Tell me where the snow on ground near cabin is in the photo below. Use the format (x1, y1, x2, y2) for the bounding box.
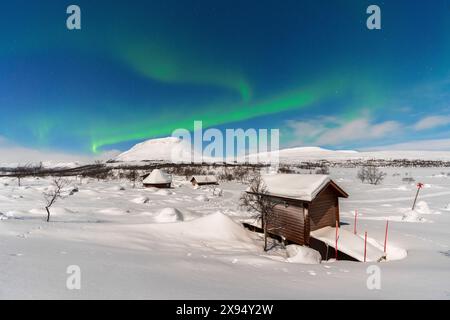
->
(0, 167, 450, 299)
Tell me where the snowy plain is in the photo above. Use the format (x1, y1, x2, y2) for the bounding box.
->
(0, 167, 449, 299)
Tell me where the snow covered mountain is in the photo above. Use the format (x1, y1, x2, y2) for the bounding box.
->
(115, 137, 450, 163)
(115, 137, 194, 162)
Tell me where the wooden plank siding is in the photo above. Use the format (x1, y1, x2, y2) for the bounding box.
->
(267, 201, 306, 245)
(309, 185, 340, 231)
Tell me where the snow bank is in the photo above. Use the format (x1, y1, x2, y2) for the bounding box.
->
(195, 195, 209, 202)
(110, 185, 126, 191)
(0, 212, 8, 220)
(154, 189, 173, 196)
(385, 245, 408, 261)
(286, 245, 321, 264)
(415, 201, 433, 215)
(180, 212, 254, 243)
(29, 207, 76, 216)
(401, 201, 438, 222)
(154, 208, 184, 223)
(401, 210, 426, 222)
(311, 227, 386, 262)
(99, 208, 129, 215)
(131, 196, 150, 204)
(363, 237, 407, 261)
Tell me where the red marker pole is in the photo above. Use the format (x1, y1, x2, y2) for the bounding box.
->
(384, 220, 389, 254)
(364, 232, 368, 262)
(335, 220, 339, 260)
(412, 183, 424, 211)
(354, 209, 358, 234)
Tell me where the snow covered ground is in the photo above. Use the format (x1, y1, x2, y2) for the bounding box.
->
(0, 167, 449, 299)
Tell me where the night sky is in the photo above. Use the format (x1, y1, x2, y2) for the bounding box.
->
(1, 0, 449, 156)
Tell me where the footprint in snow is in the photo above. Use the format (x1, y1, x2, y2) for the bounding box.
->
(232, 259, 238, 264)
(308, 271, 317, 276)
(10, 253, 23, 257)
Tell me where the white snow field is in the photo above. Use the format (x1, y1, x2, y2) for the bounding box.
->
(113, 136, 450, 163)
(0, 167, 450, 299)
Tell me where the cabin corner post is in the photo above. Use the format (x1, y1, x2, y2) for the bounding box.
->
(303, 202, 310, 246)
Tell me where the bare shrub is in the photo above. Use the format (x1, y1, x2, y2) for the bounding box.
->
(357, 166, 386, 185)
(240, 173, 282, 251)
(315, 166, 330, 175)
(278, 165, 295, 174)
(125, 169, 140, 188)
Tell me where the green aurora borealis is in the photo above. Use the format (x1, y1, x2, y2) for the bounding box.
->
(1, 0, 449, 154)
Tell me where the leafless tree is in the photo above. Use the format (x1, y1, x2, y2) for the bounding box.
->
(357, 166, 386, 185)
(126, 169, 140, 188)
(43, 178, 70, 222)
(13, 163, 33, 186)
(240, 173, 281, 251)
(315, 165, 330, 175)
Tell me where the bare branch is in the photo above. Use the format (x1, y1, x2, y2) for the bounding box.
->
(43, 177, 71, 222)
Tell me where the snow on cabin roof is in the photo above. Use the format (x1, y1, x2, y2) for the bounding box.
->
(253, 174, 343, 202)
(190, 175, 218, 183)
(143, 169, 172, 184)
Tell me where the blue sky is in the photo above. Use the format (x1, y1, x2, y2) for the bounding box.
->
(0, 0, 449, 158)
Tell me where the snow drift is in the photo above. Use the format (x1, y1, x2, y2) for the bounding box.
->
(154, 208, 184, 223)
(286, 245, 322, 264)
(311, 227, 386, 262)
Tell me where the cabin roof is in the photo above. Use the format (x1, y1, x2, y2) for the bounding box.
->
(251, 174, 348, 202)
(190, 175, 218, 184)
(143, 169, 172, 184)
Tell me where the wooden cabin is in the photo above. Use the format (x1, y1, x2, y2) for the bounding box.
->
(143, 169, 172, 188)
(247, 174, 348, 247)
(190, 175, 219, 186)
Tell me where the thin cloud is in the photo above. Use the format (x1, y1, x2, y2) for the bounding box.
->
(362, 138, 450, 151)
(286, 117, 402, 147)
(413, 115, 450, 131)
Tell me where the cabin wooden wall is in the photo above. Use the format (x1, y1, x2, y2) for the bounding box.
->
(309, 186, 339, 231)
(267, 200, 306, 245)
